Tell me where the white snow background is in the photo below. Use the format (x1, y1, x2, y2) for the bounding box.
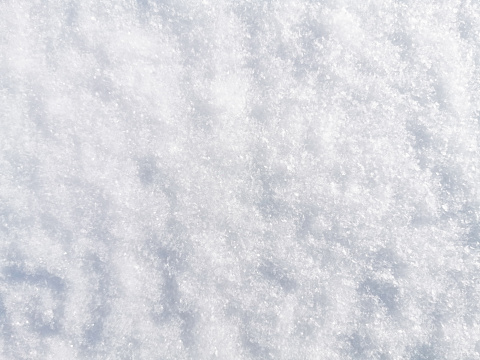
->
(1, 0, 480, 359)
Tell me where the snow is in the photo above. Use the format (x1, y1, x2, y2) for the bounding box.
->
(1, 0, 480, 359)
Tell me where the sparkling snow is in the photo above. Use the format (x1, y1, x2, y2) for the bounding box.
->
(1, 0, 480, 359)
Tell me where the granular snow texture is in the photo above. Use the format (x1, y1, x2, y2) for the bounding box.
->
(1, 1, 480, 359)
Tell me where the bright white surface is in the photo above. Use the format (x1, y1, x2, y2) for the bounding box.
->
(1, 0, 480, 359)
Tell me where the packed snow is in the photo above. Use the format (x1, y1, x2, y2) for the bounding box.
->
(1, 0, 480, 359)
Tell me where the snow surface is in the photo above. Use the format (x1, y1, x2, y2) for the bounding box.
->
(1, 0, 480, 359)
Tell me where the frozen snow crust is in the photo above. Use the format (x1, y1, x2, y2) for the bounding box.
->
(1, 0, 480, 358)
